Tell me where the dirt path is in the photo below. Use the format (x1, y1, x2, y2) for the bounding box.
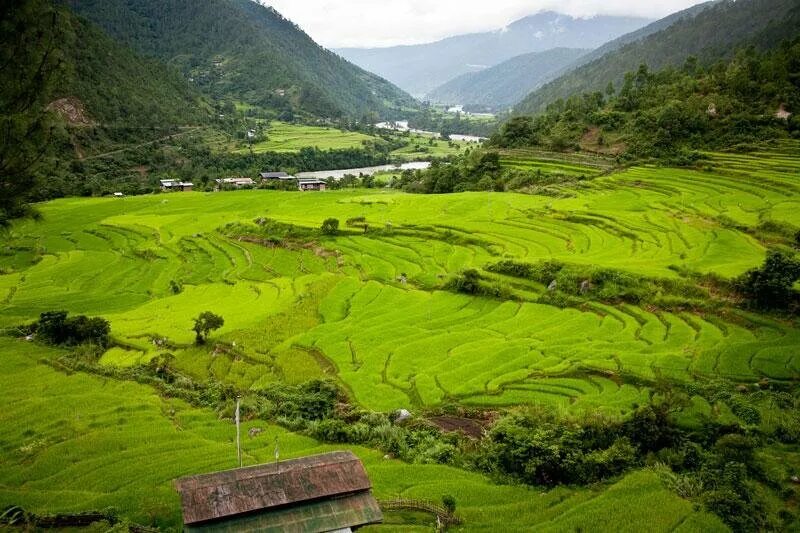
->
(80, 126, 202, 161)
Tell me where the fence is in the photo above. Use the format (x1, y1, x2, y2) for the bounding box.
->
(379, 498, 462, 527)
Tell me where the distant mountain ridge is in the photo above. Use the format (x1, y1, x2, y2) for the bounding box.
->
(515, 0, 800, 115)
(427, 48, 590, 111)
(67, 0, 416, 118)
(336, 12, 652, 97)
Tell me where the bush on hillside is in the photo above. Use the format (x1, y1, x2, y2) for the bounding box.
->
(735, 250, 800, 310)
(35, 311, 110, 348)
(321, 218, 340, 235)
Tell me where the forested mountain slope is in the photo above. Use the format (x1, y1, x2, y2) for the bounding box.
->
(337, 12, 650, 97)
(66, 0, 416, 118)
(516, 0, 800, 115)
(427, 48, 589, 110)
(491, 40, 800, 159)
(52, 6, 208, 128)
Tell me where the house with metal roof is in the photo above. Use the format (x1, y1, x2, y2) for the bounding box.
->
(160, 179, 194, 192)
(174, 451, 382, 532)
(298, 178, 326, 191)
(259, 171, 296, 181)
(216, 177, 255, 189)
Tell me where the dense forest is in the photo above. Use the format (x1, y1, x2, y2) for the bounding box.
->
(53, 8, 209, 128)
(65, 0, 417, 119)
(491, 42, 800, 158)
(515, 0, 800, 115)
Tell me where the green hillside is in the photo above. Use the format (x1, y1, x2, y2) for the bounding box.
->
(515, 0, 800, 115)
(1, 143, 799, 530)
(52, 5, 208, 128)
(3, 1, 800, 531)
(427, 48, 589, 111)
(490, 39, 800, 159)
(66, 0, 417, 119)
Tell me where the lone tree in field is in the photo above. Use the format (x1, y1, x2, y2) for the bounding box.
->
(192, 311, 224, 344)
(321, 217, 340, 235)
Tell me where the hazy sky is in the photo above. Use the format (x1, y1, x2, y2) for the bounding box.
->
(261, 1, 705, 48)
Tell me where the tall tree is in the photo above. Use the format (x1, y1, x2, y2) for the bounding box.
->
(0, 0, 67, 226)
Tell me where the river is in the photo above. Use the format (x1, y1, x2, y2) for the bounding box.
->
(296, 161, 431, 181)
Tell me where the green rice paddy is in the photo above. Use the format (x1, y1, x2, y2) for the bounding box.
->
(1, 143, 799, 530)
(238, 121, 379, 153)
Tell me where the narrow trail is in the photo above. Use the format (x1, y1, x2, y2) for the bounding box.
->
(79, 126, 203, 161)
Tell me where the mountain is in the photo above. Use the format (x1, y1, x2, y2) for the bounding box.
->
(52, 5, 208, 129)
(490, 39, 800, 158)
(427, 48, 589, 111)
(66, 0, 416, 118)
(336, 12, 652, 97)
(515, 0, 800, 115)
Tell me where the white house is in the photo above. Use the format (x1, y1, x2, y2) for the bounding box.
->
(216, 177, 255, 189)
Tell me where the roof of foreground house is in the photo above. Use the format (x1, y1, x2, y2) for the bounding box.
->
(175, 451, 382, 531)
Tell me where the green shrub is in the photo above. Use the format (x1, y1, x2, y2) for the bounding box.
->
(442, 495, 457, 514)
(321, 218, 340, 235)
(35, 311, 110, 348)
(735, 250, 800, 310)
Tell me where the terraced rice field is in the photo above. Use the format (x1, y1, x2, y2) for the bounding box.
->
(499, 147, 614, 177)
(238, 121, 380, 153)
(1, 143, 799, 530)
(0, 338, 729, 531)
(390, 133, 469, 158)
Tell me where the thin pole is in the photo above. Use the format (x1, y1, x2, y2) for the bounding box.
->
(235, 397, 242, 468)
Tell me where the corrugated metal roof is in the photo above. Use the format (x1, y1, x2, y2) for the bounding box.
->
(175, 451, 378, 527)
(185, 492, 382, 532)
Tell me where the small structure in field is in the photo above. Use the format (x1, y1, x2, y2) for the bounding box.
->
(216, 177, 255, 189)
(113, 192, 124, 197)
(160, 179, 194, 192)
(776, 104, 792, 120)
(260, 171, 296, 181)
(174, 451, 382, 532)
(298, 178, 326, 191)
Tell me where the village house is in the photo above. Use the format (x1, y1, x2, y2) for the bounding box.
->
(174, 451, 382, 532)
(216, 177, 255, 189)
(160, 179, 194, 192)
(298, 178, 326, 191)
(259, 171, 296, 181)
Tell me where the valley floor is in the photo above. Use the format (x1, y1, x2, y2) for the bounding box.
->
(1, 142, 799, 530)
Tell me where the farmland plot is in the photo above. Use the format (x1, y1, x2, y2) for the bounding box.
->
(1, 142, 799, 530)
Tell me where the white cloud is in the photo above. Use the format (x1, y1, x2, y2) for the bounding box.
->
(260, 0, 705, 48)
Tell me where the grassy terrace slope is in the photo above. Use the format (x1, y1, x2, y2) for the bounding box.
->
(237, 122, 380, 153)
(1, 143, 799, 529)
(0, 340, 725, 531)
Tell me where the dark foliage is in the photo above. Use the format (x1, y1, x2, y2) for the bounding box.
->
(192, 311, 224, 344)
(0, 0, 66, 226)
(441, 495, 457, 514)
(493, 40, 800, 158)
(321, 218, 340, 235)
(35, 311, 110, 348)
(516, 0, 800, 115)
(479, 409, 638, 485)
(735, 250, 800, 309)
(259, 379, 341, 421)
(66, 0, 415, 118)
